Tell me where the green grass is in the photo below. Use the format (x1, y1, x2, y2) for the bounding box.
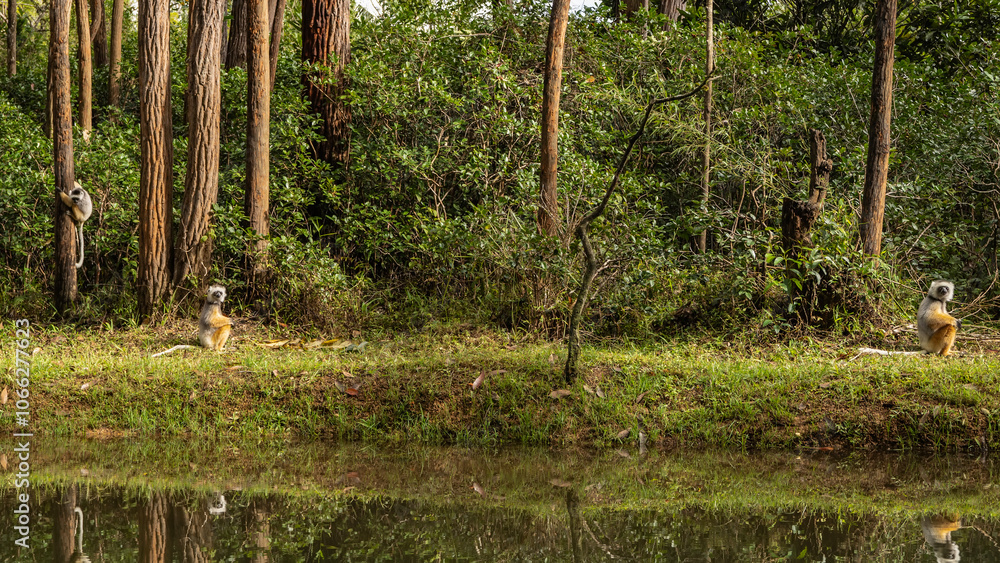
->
(3, 319, 1000, 451)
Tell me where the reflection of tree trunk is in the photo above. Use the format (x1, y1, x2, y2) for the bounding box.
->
(173, 496, 213, 563)
(565, 489, 583, 563)
(245, 498, 271, 562)
(52, 485, 78, 563)
(139, 492, 174, 563)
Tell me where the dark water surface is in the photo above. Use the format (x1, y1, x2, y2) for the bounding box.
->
(1, 438, 999, 561)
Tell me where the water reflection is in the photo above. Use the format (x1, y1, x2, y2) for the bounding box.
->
(0, 440, 999, 561)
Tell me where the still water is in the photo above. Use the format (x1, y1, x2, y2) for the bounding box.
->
(1, 438, 998, 561)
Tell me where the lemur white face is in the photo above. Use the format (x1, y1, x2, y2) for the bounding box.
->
(928, 280, 954, 302)
(207, 285, 227, 304)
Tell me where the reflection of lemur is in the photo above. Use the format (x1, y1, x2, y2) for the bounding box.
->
(199, 285, 232, 351)
(921, 514, 961, 563)
(58, 182, 93, 269)
(917, 281, 960, 356)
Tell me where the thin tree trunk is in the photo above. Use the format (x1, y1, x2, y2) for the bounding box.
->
(138, 0, 173, 319)
(246, 0, 270, 275)
(301, 0, 350, 165)
(537, 0, 570, 237)
(75, 0, 92, 140)
(859, 0, 897, 256)
(139, 492, 173, 563)
(225, 0, 247, 69)
(695, 0, 713, 253)
(268, 0, 285, 89)
(175, 0, 224, 291)
(108, 0, 122, 109)
(6, 0, 15, 75)
(45, 36, 53, 137)
(52, 0, 77, 312)
(91, 0, 108, 67)
(52, 485, 78, 563)
(219, 0, 228, 63)
(564, 78, 709, 383)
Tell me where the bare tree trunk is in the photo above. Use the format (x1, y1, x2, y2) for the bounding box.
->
(302, 0, 350, 165)
(139, 492, 173, 563)
(52, 485, 78, 563)
(695, 0, 713, 253)
(6, 0, 15, 75)
(537, 0, 570, 237)
(780, 129, 833, 321)
(76, 0, 92, 140)
(225, 0, 247, 69)
(658, 0, 684, 23)
(52, 0, 77, 312)
(859, 0, 897, 256)
(219, 0, 228, 63)
(108, 0, 122, 109)
(175, 0, 224, 291)
(45, 37, 53, 137)
(91, 0, 108, 67)
(268, 0, 285, 89)
(246, 0, 269, 276)
(138, 0, 173, 319)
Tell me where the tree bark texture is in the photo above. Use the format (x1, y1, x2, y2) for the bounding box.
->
(75, 0, 92, 138)
(175, 0, 224, 290)
(138, 0, 173, 318)
(108, 0, 122, 108)
(51, 485, 78, 563)
(91, 0, 108, 67)
(173, 498, 213, 563)
(45, 31, 53, 137)
(538, 0, 570, 237)
(6, 0, 15, 75)
(658, 0, 684, 22)
(268, 0, 286, 89)
(219, 0, 228, 63)
(225, 0, 247, 69)
(860, 0, 897, 256)
(302, 0, 350, 166)
(695, 0, 713, 253)
(246, 0, 270, 270)
(52, 0, 77, 311)
(139, 492, 173, 563)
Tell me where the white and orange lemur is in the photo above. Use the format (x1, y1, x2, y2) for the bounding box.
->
(917, 280, 960, 356)
(199, 285, 233, 351)
(57, 181, 93, 269)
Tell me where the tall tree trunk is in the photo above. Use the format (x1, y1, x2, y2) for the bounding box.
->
(175, 0, 224, 291)
(138, 0, 173, 319)
(108, 0, 122, 110)
(859, 0, 897, 256)
(302, 0, 350, 165)
(52, 0, 77, 312)
(45, 35, 53, 137)
(268, 0, 285, 89)
(695, 0, 713, 253)
(139, 492, 173, 563)
(52, 485, 78, 563)
(91, 0, 108, 67)
(219, 0, 229, 63)
(537, 0, 570, 237)
(75, 0, 92, 140)
(225, 0, 247, 69)
(658, 0, 684, 23)
(6, 0, 15, 75)
(246, 0, 269, 276)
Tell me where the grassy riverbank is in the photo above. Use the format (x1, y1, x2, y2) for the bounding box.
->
(3, 321, 1000, 451)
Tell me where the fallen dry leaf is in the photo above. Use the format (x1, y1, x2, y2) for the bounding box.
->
(634, 392, 647, 404)
(272, 369, 279, 377)
(549, 478, 572, 488)
(472, 482, 486, 497)
(489, 369, 507, 376)
(0, 454, 7, 470)
(80, 382, 90, 391)
(616, 429, 630, 440)
(583, 385, 594, 395)
(595, 385, 605, 399)
(470, 372, 486, 390)
(259, 339, 289, 349)
(548, 353, 557, 365)
(225, 365, 242, 371)
(1, 387, 7, 405)
(549, 389, 572, 399)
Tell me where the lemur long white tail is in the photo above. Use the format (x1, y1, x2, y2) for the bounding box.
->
(76, 224, 85, 268)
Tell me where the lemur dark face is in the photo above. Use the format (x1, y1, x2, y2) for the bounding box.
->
(207, 285, 227, 304)
(929, 280, 953, 302)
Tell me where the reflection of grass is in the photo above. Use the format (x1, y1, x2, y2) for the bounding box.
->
(11, 439, 1000, 521)
(3, 321, 1000, 450)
